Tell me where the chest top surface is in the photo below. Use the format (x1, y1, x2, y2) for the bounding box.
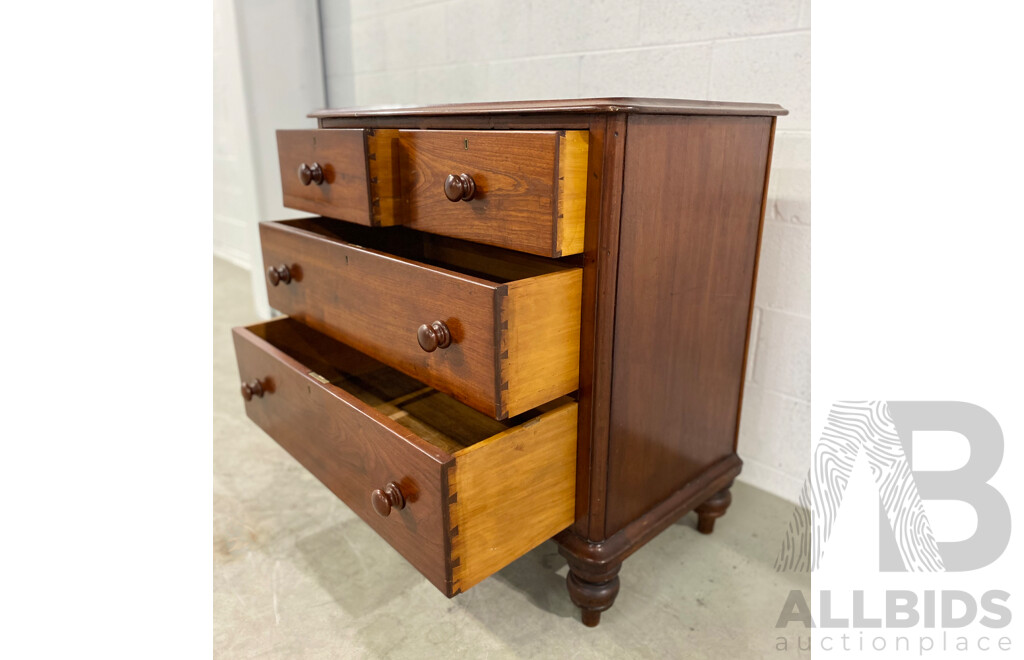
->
(308, 97, 788, 119)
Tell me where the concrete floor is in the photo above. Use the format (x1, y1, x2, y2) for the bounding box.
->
(213, 257, 810, 658)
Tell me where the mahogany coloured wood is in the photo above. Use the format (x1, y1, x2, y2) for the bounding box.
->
(398, 129, 588, 257)
(602, 115, 771, 536)
(266, 264, 291, 286)
(259, 218, 581, 419)
(240, 379, 264, 401)
(309, 97, 788, 119)
(573, 113, 628, 540)
(370, 482, 407, 518)
(553, 109, 777, 626)
(233, 317, 577, 596)
(232, 319, 451, 593)
(443, 173, 476, 202)
(321, 114, 596, 131)
(695, 486, 733, 534)
(416, 320, 452, 352)
(297, 161, 324, 185)
(277, 128, 402, 226)
(556, 454, 741, 625)
(240, 99, 786, 626)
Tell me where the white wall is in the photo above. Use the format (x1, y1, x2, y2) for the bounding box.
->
(316, 0, 811, 502)
(213, 0, 328, 317)
(213, 0, 260, 270)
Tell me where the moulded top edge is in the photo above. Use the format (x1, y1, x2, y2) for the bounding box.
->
(307, 97, 788, 119)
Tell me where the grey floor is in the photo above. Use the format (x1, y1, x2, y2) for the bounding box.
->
(213, 257, 810, 659)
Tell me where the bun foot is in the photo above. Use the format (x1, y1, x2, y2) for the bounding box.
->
(697, 514, 718, 534)
(558, 546, 622, 628)
(567, 568, 620, 627)
(695, 485, 733, 535)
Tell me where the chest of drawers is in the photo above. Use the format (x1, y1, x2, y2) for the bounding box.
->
(233, 98, 786, 626)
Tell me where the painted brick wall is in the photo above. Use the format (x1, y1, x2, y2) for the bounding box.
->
(319, 0, 811, 502)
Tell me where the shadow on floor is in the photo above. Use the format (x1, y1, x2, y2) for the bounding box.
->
(466, 541, 577, 619)
(295, 519, 424, 615)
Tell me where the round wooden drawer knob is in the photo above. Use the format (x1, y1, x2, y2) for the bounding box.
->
(443, 173, 476, 202)
(417, 320, 452, 352)
(240, 379, 264, 401)
(266, 264, 292, 286)
(298, 162, 324, 186)
(370, 482, 406, 518)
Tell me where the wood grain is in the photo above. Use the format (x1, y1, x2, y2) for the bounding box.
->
(574, 113, 628, 539)
(234, 317, 579, 597)
(261, 219, 497, 415)
(557, 130, 589, 256)
(260, 218, 581, 419)
(603, 114, 772, 536)
(419, 234, 576, 283)
(233, 318, 451, 593)
(321, 114, 595, 131)
(367, 128, 403, 225)
(448, 402, 577, 594)
(556, 453, 742, 575)
(733, 116, 777, 452)
(278, 129, 370, 222)
(277, 129, 401, 225)
(398, 129, 588, 257)
(501, 269, 582, 419)
(247, 100, 788, 626)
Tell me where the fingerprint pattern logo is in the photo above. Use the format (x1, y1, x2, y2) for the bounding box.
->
(774, 401, 944, 572)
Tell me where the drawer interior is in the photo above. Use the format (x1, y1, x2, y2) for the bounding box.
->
(279, 217, 574, 285)
(248, 317, 569, 456)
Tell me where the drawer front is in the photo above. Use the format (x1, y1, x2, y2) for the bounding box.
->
(260, 218, 582, 419)
(399, 130, 588, 257)
(277, 129, 401, 226)
(233, 318, 577, 597)
(232, 321, 451, 592)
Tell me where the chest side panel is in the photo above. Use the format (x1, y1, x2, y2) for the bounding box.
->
(603, 114, 772, 537)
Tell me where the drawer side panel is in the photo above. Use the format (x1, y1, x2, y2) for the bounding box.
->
(447, 402, 577, 594)
(500, 269, 583, 418)
(556, 130, 589, 256)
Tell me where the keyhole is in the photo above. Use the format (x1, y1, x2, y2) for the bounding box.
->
(464, 139, 469, 150)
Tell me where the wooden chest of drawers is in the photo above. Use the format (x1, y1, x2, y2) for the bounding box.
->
(233, 98, 786, 626)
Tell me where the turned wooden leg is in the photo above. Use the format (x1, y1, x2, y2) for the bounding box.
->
(695, 484, 733, 534)
(556, 532, 624, 628)
(565, 561, 621, 627)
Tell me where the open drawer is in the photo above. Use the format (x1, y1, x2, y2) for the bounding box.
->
(276, 129, 401, 226)
(233, 317, 577, 596)
(398, 129, 588, 257)
(260, 217, 582, 420)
